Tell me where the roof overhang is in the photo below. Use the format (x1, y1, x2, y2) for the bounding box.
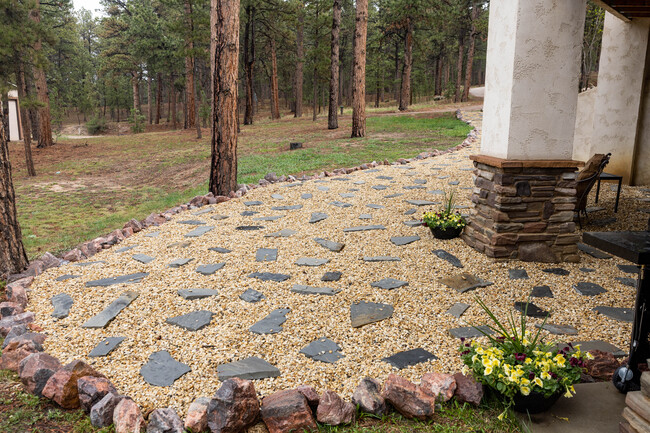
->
(592, 0, 650, 22)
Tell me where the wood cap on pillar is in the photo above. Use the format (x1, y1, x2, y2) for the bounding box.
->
(470, 155, 584, 169)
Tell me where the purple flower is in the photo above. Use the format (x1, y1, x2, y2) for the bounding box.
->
(460, 337, 466, 342)
(514, 353, 526, 362)
(528, 372, 535, 380)
(550, 372, 558, 379)
(461, 350, 470, 355)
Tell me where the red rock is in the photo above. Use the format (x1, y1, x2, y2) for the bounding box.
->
(453, 373, 483, 406)
(124, 218, 143, 233)
(42, 359, 104, 409)
(316, 390, 355, 425)
(27, 323, 44, 332)
(0, 312, 35, 336)
(185, 397, 210, 433)
(351, 377, 387, 416)
(113, 398, 145, 433)
(585, 350, 621, 381)
(63, 248, 84, 262)
(147, 408, 184, 433)
(40, 252, 62, 269)
(78, 376, 117, 413)
(80, 240, 101, 258)
(207, 378, 260, 433)
(261, 389, 317, 433)
(207, 196, 217, 204)
(420, 372, 457, 402)
(1, 339, 42, 371)
(90, 392, 124, 428)
(122, 227, 134, 238)
(381, 374, 435, 420)
(5, 277, 33, 307)
(215, 195, 230, 203)
(0, 301, 24, 319)
(296, 385, 320, 412)
(19, 352, 61, 396)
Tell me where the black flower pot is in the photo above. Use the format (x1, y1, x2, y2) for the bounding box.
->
(511, 390, 562, 414)
(429, 226, 463, 240)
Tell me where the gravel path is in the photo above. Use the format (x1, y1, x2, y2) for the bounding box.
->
(28, 111, 650, 415)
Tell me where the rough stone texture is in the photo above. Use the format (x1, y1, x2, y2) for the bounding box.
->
(239, 289, 265, 303)
(381, 374, 435, 420)
(584, 350, 621, 381)
(453, 373, 483, 406)
(0, 338, 42, 371)
(5, 277, 32, 307)
(51, 293, 74, 319)
(291, 284, 340, 296)
(90, 392, 124, 428)
(42, 360, 104, 409)
(382, 348, 437, 369)
(261, 389, 317, 433)
(249, 309, 290, 334)
(0, 312, 34, 336)
(316, 390, 355, 425)
(195, 263, 226, 275)
(0, 301, 24, 319)
(146, 408, 184, 433)
(248, 272, 290, 282)
(85, 273, 148, 287)
(296, 385, 320, 411)
(19, 352, 61, 396)
(78, 376, 118, 413)
(185, 397, 210, 433)
(113, 398, 145, 433)
(165, 310, 214, 331)
(217, 356, 281, 381)
(514, 301, 550, 318)
(177, 288, 219, 300)
(446, 303, 470, 318)
(352, 377, 387, 416)
(82, 291, 139, 329)
(449, 325, 493, 339)
(300, 338, 344, 363)
(140, 351, 191, 386)
(207, 378, 260, 433)
(350, 301, 394, 327)
(322, 271, 342, 282)
(89, 337, 126, 357)
(439, 273, 493, 293)
(432, 249, 463, 268)
(314, 238, 345, 252)
(370, 278, 408, 290)
(531, 285, 554, 298)
(420, 372, 457, 402)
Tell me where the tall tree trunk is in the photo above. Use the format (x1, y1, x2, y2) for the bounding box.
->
(435, 55, 443, 96)
(209, 0, 240, 196)
(269, 38, 280, 120)
(15, 59, 36, 177)
(454, 36, 464, 103)
(351, 0, 367, 138)
(185, 0, 196, 128)
(243, 5, 255, 125)
(171, 73, 177, 129)
(30, 3, 53, 148)
(194, 62, 202, 139)
(147, 72, 153, 124)
(132, 72, 140, 114)
(0, 97, 29, 278)
(294, 4, 304, 118)
(156, 72, 162, 124)
(399, 17, 413, 111)
(462, 6, 479, 102)
(393, 39, 400, 103)
(312, 6, 319, 122)
(328, 0, 341, 129)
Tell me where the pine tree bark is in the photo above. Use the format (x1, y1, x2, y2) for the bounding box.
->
(393, 39, 400, 103)
(209, 0, 240, 196)
(132, 72, 140, 114)
(269, 38, 280, 120)
(462, 6, 479, 102)
(185, 0, 197, 128)
(294, 4, 304, 118)
(328, 0, 341, 129)
(351, 0, 367, 138)
(30, 3, 53, 148)
(171, 73, 177, 129)
(0, 97, 29, 278)
(147, 72, 153, 124)
(312, 6, 319, 123)
(156, 72, 162, 124)
(15, 59, 36, 177)
(194, 61, 202, 138)
(243, 5, 255, 125)
(435, 55, 443, 96)
(454, 35, 464, 103)
(399, 16, 413, 111)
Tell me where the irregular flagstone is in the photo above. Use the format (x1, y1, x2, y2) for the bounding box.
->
(508, 269, 529, 280)
(140, 351, 191, 386)
(432, 249, 463, 268)
(581, 267, 596, 273)
(115, 245, 137, 253)
(89, 337, 126, 357)
(55, 274, 80, 281)
(144, 231, 160, 237)
(573, 282, 607, 296)
(185, 226, 215, 237)
(616, 277, 637, 288)
(367, 204, 384, 209)
(358, 214, 372, 219)
(364, 256, 401, 262)
(211, 214, 229, 220)
(168, 258, 194, 268)
(439, 273, 493, 293)
(384, 193, 404, 198)
(178, 288, 219, 300)
(404, 208, 417, 215)
(322, 271, 342, 282)
(295, 257, 330, 266)
(405, 200, 439, 206)
(403, 220, 423, 227)
(300, 338, 344, 363)
(390, 235, 420, 246)
(514, 302, 550, 318)
(413, 179, 427, 184)
(543, 267, 570, 276)
(343, 225, 386, 232)
(593, 306, 633, 322)
(618, 264, 640, 274)
(166, 310, 214, 331)
(301, 193, 313, 199)
(403, 185, 426, 190)
(241, 211, 258, 216)
(239, 289, 265, 303)
(271, 205, 303, 211)
(244, 201, 263, 206)
(350, 301, 394, 328)
(256, 248, 278, 262)
(448, 325, 493, 339)
(271, 194, 285, 200)
(339, 193, 355, 198)
(372, 185, 389, 190)
(236, 225, 264, 230)
(254, 215, 284, 221)
(248, 272, 291, 282)
(577, 243, 612, 259)
(82, 291, 139, 328)
(535, 323, 578, 335)
(291, 284, 340, 296)
(314, 238, 345, 252)
(353, 180, 366, 185)
(448, 180, 460, 185)
(193, 208, 213, 215)
(371, 278, 408, 289)
(329, 201, 352, 208)
(438, 175, 450, 179)
(429, 189, 444, 195)
(531, 285, 554, 298)
(376, 176, 393, 180)
(217, 356, 281, 381)
(74, 261, 105, 267)
(382, 348, 437, 369)
(195, 263, 225, 275)
(265, 228, 297, 237)
(446, 303, 469, 318)
(249, 309, 290, 334)
(178, 220, 206, 225)
(132, 254, 155, 264)
(168, 241, 191, 248)
(51, 293, 74, 319)
(208, 247, 231, 253)
(317, 186, 330, 191)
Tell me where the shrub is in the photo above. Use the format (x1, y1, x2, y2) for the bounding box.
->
(86, 117, 107, 135)
(129, 109, 146, 133)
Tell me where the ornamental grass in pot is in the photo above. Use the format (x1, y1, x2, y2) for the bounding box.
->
(422, 191, 467, 239)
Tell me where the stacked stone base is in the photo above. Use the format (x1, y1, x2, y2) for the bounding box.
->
(621, 372, 650, 432)
(462, 156, 581, 263)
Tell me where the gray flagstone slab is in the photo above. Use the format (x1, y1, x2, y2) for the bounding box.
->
(271, 205, 303, 211)
(291, 284, 340, 296)
(256, 248, 278, 262)
(248, 272, 291, 282)
(446, 303, 469, 318)
(239, 289, 265, 303)
(82, 291, 139, 328)
(300, 338, 344, 363)
(51, 293, 74, 319)
(321, 271, 342, 282)
(329, 201, 352, 208)
(350, 301, 394, 328)
(217, 356, 281, 381)
(405, 200, 439, 206)
(55, 274, 80, 281)
(178, 220, 206, 225)
(448, 325, 493, 339)
(168, 258, 195, 268)
(390, 235, 420, 246)
(314, 238, 345, 252)
(89, 337, 125, 357)
(439, 273, 493, 293)
(265, 228, 297, 238)
(244, 201, 263, 206)
(364, 256, 401, 262)
(185, 226, 215, 237)
(370, 278, 408, 290)
(295, 258, 330, 266)
(309, 212, 328, 223)
(535, 323, 578, 335)
(178, 288, 219, 300)
(132, 254, 155, 264)
(86, 273, 148, 287)
(432, 249, 463, 268)
(140, 351, 191, 386)
(166, 310, 214, 331)
(209, 247, 232, 254)
(195, 263, 226, 275)
(343, 225, 386, 232)
(249, 308, 290, 334)
(592, 306, 633, 322)
(382, 348, 437, 369)
(573, 282, 607, 296)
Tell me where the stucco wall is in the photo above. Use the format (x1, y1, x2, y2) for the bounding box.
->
(634, 45, 650, 186)
(572, 88, 596, 163)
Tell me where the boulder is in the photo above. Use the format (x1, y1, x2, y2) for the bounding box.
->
(316, 390, 355, 425)
(215, 195, 229, 203)
(351, 377, 387, 416)
(146, 408, 184, 433)
(207, 378, 260, 433)
(40, 252, 62, 269)
(122, 227, 134, 238)
(1, 338, 42, 371)
(296, 385, 320, 412)
(0, 311, 34, 336)
(5, 277, 33, 307)
(19, 352, 61, 396)
(260, 389, 317, 433)
(78, 376, 118, 412)
(585, 350, 621, 381)
(42, 359, 104, 409)
(185, 397, 210, 433)
(420, 372, 457, 402)
(90, 392, 124, 428)
(381, 374, 435, 420)
(0, 301, 24, 319)
(2, 324, 28, 348)
(124, 218, 144, 233)
(453, 373, 483, 406)
(114, 398, 145, 433)
(4, 331, 47, 350)
(63, 248, 84, 262)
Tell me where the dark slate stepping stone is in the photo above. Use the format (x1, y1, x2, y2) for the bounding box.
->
(439, 273, 493, 293)
(271, 194, 285, 200)
(271, 205, 303, 211)
(309, 212, 328, 223)
(178, 220, 206, 225)
(429, 190, 444, 195)
(376, 175, 393, 180)
(616, 277, 637, 288)
(403, 221, 423, 227)
(178, 289, 219, 300)
(384, 193, 404, 198)
(585, 206, 606, 214)
(254, 215, 284, 221)
(364, 256, 401, 262)
(301, 193, 313, 199)
(239, 289, 265, 303)
(329, 201, 352, 208)
(449, 325, 493, 339)
(353, 180, 366, 185)
(359, 214, 372, 220)
(340, 193, 355, 198)
(168, 241, 191, 248)
(343, 225, 386, 232)
(314, 238, 345, 252)
(514, 302, 550, 318)
(592, 217, 617, 226)
(453, 205, 469, 210)
(89, 337, 125, 357)
(573, 282, 607, 296)
(448, 180, 460, 185)
(244, 201, 263, 206)
(248, 272, 290, 282)
(55, 274, 80, 281)
(115, 245, 137, 253)
(508, 269, 529, 280)
(566, 340, 626, 357)
(86, 273, 148, 287)
(281, 182, 302, 187)
(535, 323, 578, 335)
(211, 215, 230, 220)
(140, 351, 191, 387)
(241, 211, 259, 216)
(217, 356, 281, 381)
(51, 293, 73, 319)
(196, 263, 226, 275)
(390, 235, 420, 246)
(295, 257, 329, 266)
(459, 168, 474, 171)
(618, 264, 640, 274)
(367, 204, 384, 209)
(578, 243, 612, 259)
(317, 186, 330, 192)
(331, 177, 351, 181)
(403, 185, 426, 190)
(256, 248, 278, 262)
(543, 268, 570, 276)
(236, 225, 264, 231)
(291, 284, 340, 296)
(383, 348, 437, 369)
(350, 301, 394, 328)
(300, 338, 344, 363)
(193, 208, 213, 215)
(372, 185, 389, 191)
(144, 231, 160, 238)
(446, 303, 469, 318)
(580, 267, 596, 273)
(405, 200, 438, 206)
(209, 247, 232, 254)
(404, 208, 417, 216)
(82, 291, 139, 328)
(371, 278, 408, 290)
(265, 228, 297, 238)
(593, 306, 633, 322)
(432, 249, 463, 268)
(322, 271, 342, 282)
(249, 308, 290, 334)
(531, 285, 554, 298)
(185, 226, 215, 237)
(166, 310, 214, 331)
(438, 175, 450, 179)
(396, 166, 414, 170)
(413, 179, 427, 184)
(74, 260, 106, 267)
(168, 258, 194, 268)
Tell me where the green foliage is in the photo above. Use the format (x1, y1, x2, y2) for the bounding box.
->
(422, 191, 467, 230)
(129, 109, 146, 133)
(86, 117, 108, 135)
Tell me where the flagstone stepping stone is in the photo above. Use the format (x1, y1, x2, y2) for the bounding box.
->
(318, 186, 330, 191)
(55, 274, 80, 281)
(115, 245, 137, 253)
(592, 217, 617, 226)
(616, 277, 637, 288)
(439, 273, 493, 293)
(377, 176, 393, 180)
(329, 201, 352, 208)
(314, 238, 345, 252)
(448, 180, 460, 185)
(195, 263, 225, 275)
(177, 289, 219, 300)
(253, 215, 284, 221)
(178, 220, 206, 225)
(531, 286, 554, 298)
(359, 214, 372, 219)
(86, 273, 148, 287)
(217, 356, 281, 381)
(74, 261, 106, 267)
(438, 175, 450, 179)
(353, 180, 366, 185)
(364, 256, 401, 263)
(271, 194, 285, 200)
(429, 190, 444, 195)
(301, 193, 313, 199)
(236, 225, 265, 231)
(446, 303, 469, 318)
(300, 338, 344, 363)
(382, 348, 437, 369)
(244, 201, 263, 206)
(514, 302, 549, 318)
(211, 215, 229, 220)
(168, 258, 195, 268)
(168, 241, 191, 248)
(331, 177, 351, 181)
(404, 208, 417, 215)
(453, 205, 469, 209)
(390, 235, 420, 246)
(385, 193, 404, 198)
(185, 226, 215, 237)
(248, 272, 290, 282)
(459, 168, 474, 171)
(542, 268, 570, 276)
(580, 267, 596, 273)
(592, 306, 633, 322)
(573, 282, 607, 296)
(282, 183, 302, 187)
(295, 258, 330, 266)
(193, 208, 213, 215)
(371, 278, 408, 290)
(405, 200, 439, 206)
(340, 193, 355, 198)
(343, 225, 386, 232)
(265, 228, 297, 237)
(51, 293, 73, 319)
(577, 243, 612, 259)
(403, 186, 426, 190)
(209, 247, 232, 253)
(314, 180, 329, 183)
(89, 337, 125, 357)
(396, 166, 414, 170)
(618, 264, 640, 274)
(166, 310, 214, 331)
(249, 308, 290, 334)
(82, 291, 139, 328)
(372, 185, 389, 191)
(350, 301, 394, 328)
(413, 179, 427, 184)
(403, 221, 423, 227)
(291, 284, 340, 296)
(144, 231, 160, 237)
(367, 204, 384, 209)
(432, 249, 463, 268)
(508, 269, 529, 280)
(239, 289, 265, 303)
(256, 248, 278, 262)
(566, 340, 626, 357)
(132, 253, 155, 264)
(535, 323, 578, 335)
(309, 212, 328, 223)
(322, 271, 342, 282)
(448, 325, 493, 339)
(241, 211, 258, 216)
(271, 205, 303, 211)
(140, 351, 191, 387)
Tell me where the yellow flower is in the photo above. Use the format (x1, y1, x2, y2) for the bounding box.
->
(541, 371, 551, 380)
(498, 411, 506, 421)
(520, 378, 530, 386)
(564, 388, 573, 398)
(585, 352, 594, 360)
(525, 357, 532, 364)
(484, 366, 493, 375)
(520, 386, 531, 396)
(534, 377, 543, 387)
